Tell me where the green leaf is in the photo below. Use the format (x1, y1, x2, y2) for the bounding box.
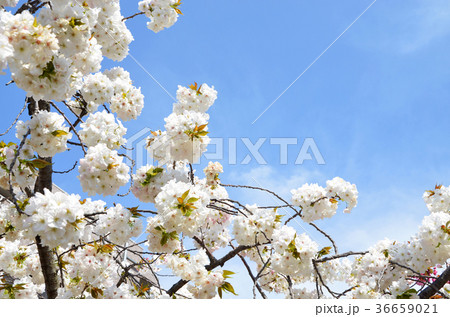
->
(220, 282, 238, 296)
(222, 270, 235, 279)
(90, 287, 103, 299)
(217, 286, 223, 299)
(30, 159, 52, 169)
(0, 141, 16, 148)
(181, 190, 190, 201)
(187, 197, 199, 204)
(196, 124, 208, 131)
(51, 130, 69, 137)
(39, 58, 56, 81)
(17, 198, 29, 211)
(69, 17, 85, 28)
(99, 244, 114, 254)
(196, 131, 209, 137)
(169, 231, 179, 240)
(396, 288, 417, 299)
(160, 232, 169, 246)
(275, 214, 283, 223)
(287, 237, 301, 260)
(141, 167, 164, 186)
(160, 228, 178, 246)
(182, 209, 192, 217)
(317, 246, 332, 258)
(127, 206, 143, 218)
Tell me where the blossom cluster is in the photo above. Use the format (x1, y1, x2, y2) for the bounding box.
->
(153, 180, 210, 236)
(16, 111, 72, 158)
(79, 67, 144, 121)
(232, 204, 281, 245)
(147, 83, 217, 163)
(0, 141, 37, 190)
(138, 0, 181, 33)
(96, 204, 143, 245)
(203, 161, 223, 188)
(63, 244, 121, 296)
(423, 184, 450, 214)
(165, 250, 227, 298)
(0, 240, 42, 284)
(0, 10, 64, 100)
(0, 0, 143, 101)
(291, 177, 358, 222)
(196, 181, 232, 252)
(0, 276, 41, 299)
(78, 144, 130, 196)
(173, 83, 218, 114)
(88, 0, 133, 61)
(39, 1, 103, 74)
(131, 163, 188, 203)
(81, 73, 114, 106)
(21, 189, 86, 248)
(79, 110, 126, 150)
(270, 226, 318, 278)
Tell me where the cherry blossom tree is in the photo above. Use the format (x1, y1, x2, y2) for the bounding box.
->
(0, 0, 449, 299)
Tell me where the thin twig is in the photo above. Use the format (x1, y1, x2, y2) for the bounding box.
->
(122, 11, 145, 21)
(0, 100, 26, 136)
(117, 153, 135, 197)
(54, 161, 78, 174)
(49, 102, 86, 154)
(309, 222, 338, 254)
(314, 251, 368, 263)
(8, 128, 30, 215)
(221, 183, 299, 215)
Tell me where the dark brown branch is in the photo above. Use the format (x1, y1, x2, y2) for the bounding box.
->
(136, 209, 158, 215)
(15, 0, 45, 15)
(188, 163, 195, 185)
(221, 183, 299, 215)
(235, 251, 268, 299)
(309, 222, 338, 254)
(206, 203, 238, 216)
(419, 265, 450, 299)
(122, 11, 145, 21)
(28, 98, 59, 299)
(54, 161, 77, 174)
(312, 259, 339, 299)
(35, 236, 59, 298)
(167, 244, 261, 296)
(193, 236, 216, 265)
(50, 102, 86, 154)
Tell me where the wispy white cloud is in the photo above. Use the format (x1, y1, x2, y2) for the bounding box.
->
(356, 0, 450, 54)
(227, 165, 325, 204)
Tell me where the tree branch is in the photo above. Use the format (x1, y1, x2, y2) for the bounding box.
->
(419, 265, 450, 299)
(122, 11, 145, 21)
(28, 98, 59, 299)
(167, 244, 262, 296)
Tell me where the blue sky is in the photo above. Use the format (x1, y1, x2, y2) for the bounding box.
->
(2, 0, 450, 297)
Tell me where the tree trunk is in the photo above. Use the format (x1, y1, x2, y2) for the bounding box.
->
(28, 98, 60, 299)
